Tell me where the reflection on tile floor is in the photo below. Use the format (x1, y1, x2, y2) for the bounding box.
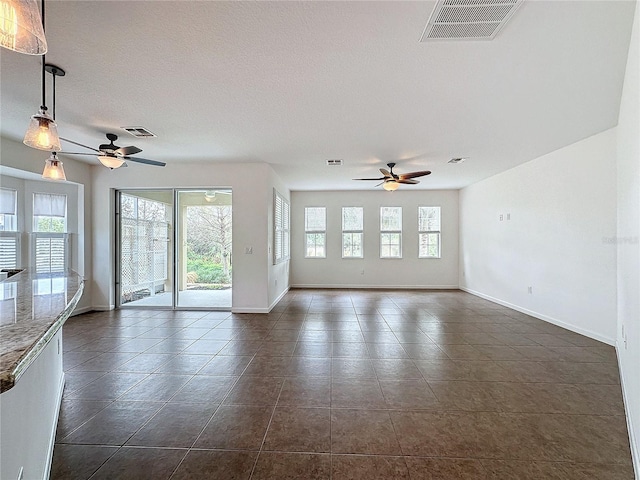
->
(51, 289, 634, 479)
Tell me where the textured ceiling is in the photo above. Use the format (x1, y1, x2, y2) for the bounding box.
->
(0, 1, 636, 190)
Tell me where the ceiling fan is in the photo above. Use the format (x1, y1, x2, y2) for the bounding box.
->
(354, 162, 431, 191)
(59, 133, 166, 168)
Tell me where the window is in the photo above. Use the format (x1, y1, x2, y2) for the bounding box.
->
(0, 188, 19, 269)
(273, 189, 290, 264)
(342, 207, 363, 258)
(305, 207, 326, 258)
(380, 206, 402, 258)
(0, 188, 17, 232)
(33, 193, 68, 274)
(418, 206, 441, 258)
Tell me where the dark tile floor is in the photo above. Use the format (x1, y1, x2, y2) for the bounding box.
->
(51, 289, 634, 479)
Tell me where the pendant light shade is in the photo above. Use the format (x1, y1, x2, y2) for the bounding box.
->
(383, 181, 400, 191)
(42, 152, 66, 180)
(97, 155, 125, 169)
(23, 107, 60, 151)
(0, 0, 47, 55)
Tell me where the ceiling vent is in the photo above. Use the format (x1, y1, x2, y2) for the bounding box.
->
(326, 159, 343, 166)
(122, 126, 157, 138)
(448, 157, 467, 164)
(420, 0, 525, 41)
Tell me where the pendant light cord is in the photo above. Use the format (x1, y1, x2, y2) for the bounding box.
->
(40, 0, 46, 111)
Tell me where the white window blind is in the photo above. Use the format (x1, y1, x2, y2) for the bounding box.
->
(342, 207, 363, 258)
(33, 193, 66, 217)
(418, 206, 441, 258)
(0, 188, 16, 215)
(273, 189, 290, 264)
(305, 207, 326, 258)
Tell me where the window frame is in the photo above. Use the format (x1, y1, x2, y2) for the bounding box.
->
(418, 206, 441, 259)
(33, 192, 67, 233)
(342, 206, 364, 259)
(380, 206, 402, 259)
(31, 192, 69, 274)
(0, 188, 18, 232)
(304, 206, 326, 259)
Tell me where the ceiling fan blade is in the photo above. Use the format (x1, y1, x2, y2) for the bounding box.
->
(397, 179, 420, 184)
(353, 177, 386, 181)
(60, 137, 101, 153)
(379, 168, 391, 177)
(399, 170, 431, 180)
(122, 156, 166, 167)
(115, 146, 142, 156)
(58, 152, 94, 155)
(374, 181, 385, 187)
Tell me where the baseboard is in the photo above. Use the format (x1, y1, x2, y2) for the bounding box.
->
(91, 305, 115, 311)
(617, 345, 639, 479)
(231, 307, 270, 314)
(43, 372, 65, 480)
(269, 287, 290, 311)
(70, 305, 93, 316)
(460, 286, 615, 346)
(291, 284, 459, 290)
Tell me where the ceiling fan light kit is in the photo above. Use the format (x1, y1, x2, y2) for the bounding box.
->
(383, 181, 400, 191)
(0, 0, 47, 55)
(41, 152, 66, 181)
(59, 133, 166, 168)
(97, 155, 125, 169)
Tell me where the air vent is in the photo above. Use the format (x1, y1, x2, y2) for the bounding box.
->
(448, 157, 466, 164)
(326, 159, 343, 166)
(122, 127, 157, 138)
(420, 0, 524, 41)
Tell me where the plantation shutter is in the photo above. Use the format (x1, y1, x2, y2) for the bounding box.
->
(0, 235, 18, 269)
(34, 234, 68, 273)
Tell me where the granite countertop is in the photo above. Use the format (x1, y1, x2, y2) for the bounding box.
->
(0, 269, 84, 393)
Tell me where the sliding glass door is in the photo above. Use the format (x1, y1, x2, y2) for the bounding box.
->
(176, 189, 232, 308)
(116, 190, 174, 307)
(116, 188, 232, 310)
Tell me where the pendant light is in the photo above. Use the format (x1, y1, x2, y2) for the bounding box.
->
(23, 0, 60, 151)
(42, 152, 65, 180)
(40, 63, 66, 181)
(0, 0, 47, 55)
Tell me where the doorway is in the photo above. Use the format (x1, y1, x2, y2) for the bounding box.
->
(115, 188, 232, 310)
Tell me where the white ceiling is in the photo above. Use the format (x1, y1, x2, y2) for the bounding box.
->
(0, 1, 636, 190)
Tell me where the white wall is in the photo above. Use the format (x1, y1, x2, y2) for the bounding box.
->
(91, 161, 279, 312)
(459, 129, 618, 344)
(267, 169, 291, 308)
(616, 1, 639, 474)
(0, 330, 64, 480)
(0, 138, 92, 313)
(290, 190, 459, 288)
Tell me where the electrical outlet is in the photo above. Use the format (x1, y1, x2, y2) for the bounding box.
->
(528, 286, 533, 294)
(499, 214, 504, 221)
(245, 246, 253, 254)
(360, 269, 365, 275)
